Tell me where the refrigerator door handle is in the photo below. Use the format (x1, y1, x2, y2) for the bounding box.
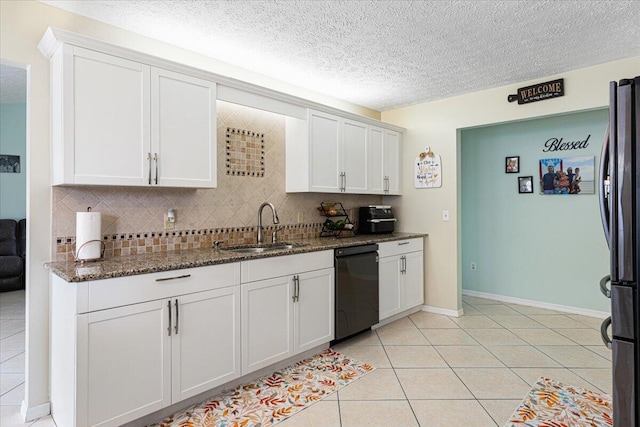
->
(599, 275, 611, 298)
(598, 125, 611, 248)
(600, 316, 612, 349)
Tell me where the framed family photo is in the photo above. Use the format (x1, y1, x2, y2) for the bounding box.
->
(539, 156, 595, 195)
(519, 176, 533, 193)
(505, 156, 519, 173)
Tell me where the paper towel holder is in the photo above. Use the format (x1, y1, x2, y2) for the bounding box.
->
(74, 239, 106, 264)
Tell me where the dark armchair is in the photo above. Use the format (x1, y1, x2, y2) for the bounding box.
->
(0, 219, 26, 292)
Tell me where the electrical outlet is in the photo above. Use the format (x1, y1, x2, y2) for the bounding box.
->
(470, 262, 477, 271)
(442, 210, 450, 221)
(297, 211, 304, 224)
(164, 213, 175, 230)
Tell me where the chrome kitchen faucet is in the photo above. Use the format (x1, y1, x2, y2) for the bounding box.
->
(257, 202, 280, 244)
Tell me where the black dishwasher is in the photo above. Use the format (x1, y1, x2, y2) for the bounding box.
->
(334, 244, 379, 342)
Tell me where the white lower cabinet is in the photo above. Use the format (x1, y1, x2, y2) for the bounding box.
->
(294, 269, 334, 353)
(50, 264, 241, 427)
(50, 250, 335, 426)
(76, 286, 241, 427)
(241, 251, 334, 375)
(171, 287, 241, 402)
(241, 275, 294, 373)
(378, 239, 424, 321)
(78, 300, 170, 427)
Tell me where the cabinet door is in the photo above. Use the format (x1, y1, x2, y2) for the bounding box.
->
(403, 251, 424, 310)
(152, 68, 217, 188)
(294, 268, 334, 353)
(369, 126, 385, 193)
(384, 130, 401, 194)
(309, 110, 341, 192)
(77, 300, 170, 427)
(241, 276, 294, 374)
(378, 255, 403, 321)
(342, 119, 368, 193)
(171, 287, 240, 403)
(71, 47, 150, 186)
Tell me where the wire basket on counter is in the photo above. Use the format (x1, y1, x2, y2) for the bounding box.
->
(318, 202, 357, 238)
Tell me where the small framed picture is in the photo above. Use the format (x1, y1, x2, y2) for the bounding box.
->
(505, 156, 519, 173)
(519, 176, 533, 193)
(0, 154, 20, 173)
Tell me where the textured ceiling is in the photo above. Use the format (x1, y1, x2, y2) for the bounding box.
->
(0, 64, 27, 104)
(35, 1, 640, 111)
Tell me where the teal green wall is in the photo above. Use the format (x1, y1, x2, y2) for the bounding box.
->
(461, 109, 609, 312)
(0, 103, 27, 220)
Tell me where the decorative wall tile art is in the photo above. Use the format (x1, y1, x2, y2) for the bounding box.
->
(226, 127, 265, 177)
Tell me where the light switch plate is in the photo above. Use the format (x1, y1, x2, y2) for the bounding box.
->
(442, 210, 450, 221)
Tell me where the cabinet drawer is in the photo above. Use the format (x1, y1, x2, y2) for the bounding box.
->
(241, 250, 333, 283)
(377, 238, 423, 258)
(77, 263, 240, 313)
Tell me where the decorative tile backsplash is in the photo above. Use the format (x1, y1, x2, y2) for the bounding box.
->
(56, 223, 324, 262)
(226, 127, 265, 177)
(52, 101, 382, 260)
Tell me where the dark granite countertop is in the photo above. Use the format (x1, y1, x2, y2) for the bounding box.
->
(47, 232, 427, 282)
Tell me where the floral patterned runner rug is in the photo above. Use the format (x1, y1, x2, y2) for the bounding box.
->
(151, 348, 375, 427)
(505, 376, 612, 427)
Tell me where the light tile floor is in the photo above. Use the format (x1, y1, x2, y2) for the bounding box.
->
(0, 290, 55, 427)
(0, 291, 612, 427)
(281, 295, 612, 427)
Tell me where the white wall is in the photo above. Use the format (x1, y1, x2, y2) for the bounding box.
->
(382, 57, 640, 313)
(0, 0, 379, 418)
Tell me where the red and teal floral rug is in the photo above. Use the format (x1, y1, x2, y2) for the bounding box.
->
(506, 376, 612, 427)
(152, 348, 375, 427)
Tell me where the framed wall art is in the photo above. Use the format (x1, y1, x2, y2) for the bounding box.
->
(539, 156, 595, 195)
(505, 156, 519, 173)
(518, 176, 533, 193)
(0, 155, 20, 173)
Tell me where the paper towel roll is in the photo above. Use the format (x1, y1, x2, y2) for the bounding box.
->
(76, 211, 102, 260)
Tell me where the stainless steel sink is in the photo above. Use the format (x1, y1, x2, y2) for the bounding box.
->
(221, 243, 307, 253)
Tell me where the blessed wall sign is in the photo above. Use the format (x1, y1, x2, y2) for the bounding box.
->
(542, 135, 591, 152)
(508, 78, 564, 105)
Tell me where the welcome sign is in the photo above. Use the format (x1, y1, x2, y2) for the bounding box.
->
(508, 78, 564, 105)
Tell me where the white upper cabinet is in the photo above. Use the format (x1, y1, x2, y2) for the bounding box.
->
(49, 45, 216, 188)
(61, 47, 151, 186)
(308, 110, 341, 192)
(342, 119, 368, 193)
(152, 68, 217, 187)
(286, 110, 399, 195)
(369, 126, 401, 195)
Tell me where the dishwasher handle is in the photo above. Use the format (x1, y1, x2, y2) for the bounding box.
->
(335, 243, 379, 257)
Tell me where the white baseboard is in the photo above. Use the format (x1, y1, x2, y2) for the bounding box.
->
(421, 305, 464, 318)
(462, 289, 610, 319)
(373, 306, 422, 329)
(21, 400, 51, 422)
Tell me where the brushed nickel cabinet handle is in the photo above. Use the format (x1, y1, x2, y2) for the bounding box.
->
(174, 299, 179, 335)
(167, 300, 172, 336)
(147, 153, 152, 184)
(155, 274, 191, 282)
(293, 275, 300, 302)
(154, 153, 159, 184)
(398, 241, 410, 245)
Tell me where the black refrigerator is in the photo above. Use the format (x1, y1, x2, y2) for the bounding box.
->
(599, 76, 640, 426)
